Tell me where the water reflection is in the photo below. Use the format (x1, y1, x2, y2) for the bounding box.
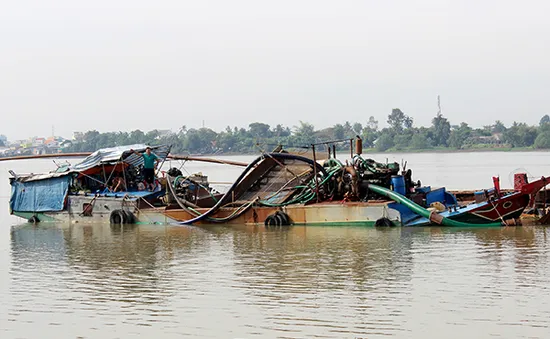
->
(204, 225, 416, 336)
(9, 223, 208, 338)
(7, 223, 550, 338)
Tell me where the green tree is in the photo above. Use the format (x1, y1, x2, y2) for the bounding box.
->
(394, 133, 412, 150)
(352, 122, 363, 136)
(217, 127, 236, 152)
(333, 124, 345, 139)
(540, 114, 550, 127)
(477, 126, 493, 137)
(431, 113, 451, 146)
(273, 124, 291, 137)
(293, 121, 316, 145)
(388, 108, 413, 133)
(539, 115, 550, 133)
(448, 123, 472, 149)
(129, 130, 146, 144)
(248, 122, 271, 138)
(366, 116, 378, 131)
(404, 116, 413, 129)
(534, 131, 550, 149)
(492, 120, 506, 134)
(375, 131, 394, 152)
(344, 121, 353, 135)
(411, 130, 432, 149)
(83, 130, 100, 150)
(503, 122, 537, 147)
(145, 129, 160, 141)
(362, 119, 379, 148)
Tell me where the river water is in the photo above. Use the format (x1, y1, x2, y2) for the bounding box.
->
(1, 152, 550, 338)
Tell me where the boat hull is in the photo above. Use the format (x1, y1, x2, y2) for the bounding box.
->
(10, 192, 531, 227)
(404, 192, 530, 226)
(165, 201, 403, 226)
(11, 195, 178, 224)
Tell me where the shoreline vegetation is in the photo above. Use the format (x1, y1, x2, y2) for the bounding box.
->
(4, 110, 550, 156)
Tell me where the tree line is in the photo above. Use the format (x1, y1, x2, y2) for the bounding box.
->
(61, 111, 550, 154)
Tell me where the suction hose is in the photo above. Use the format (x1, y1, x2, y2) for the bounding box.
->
(175, 153, 328, 225)
(367, 184, 503, 227)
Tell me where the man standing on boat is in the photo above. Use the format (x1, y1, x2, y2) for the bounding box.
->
(131, 147, 160, 191)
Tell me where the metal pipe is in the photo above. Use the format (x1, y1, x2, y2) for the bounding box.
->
(311, 138, 351, 146)
(0, 153, 92, 162)
(166, 155, 248, 167)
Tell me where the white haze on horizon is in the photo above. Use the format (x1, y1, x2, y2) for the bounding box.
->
(1, 0, 549, 140)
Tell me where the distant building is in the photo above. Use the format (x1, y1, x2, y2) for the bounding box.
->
(60, 140, 73, 150)
(31, 147, 47, 155)
(466, 133, 504, 146)
(32, 137, 45, 147)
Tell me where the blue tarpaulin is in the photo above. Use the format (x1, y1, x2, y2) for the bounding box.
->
(10, 176, 70, 212)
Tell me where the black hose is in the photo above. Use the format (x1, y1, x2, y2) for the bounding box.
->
(174, 153, 327, 225)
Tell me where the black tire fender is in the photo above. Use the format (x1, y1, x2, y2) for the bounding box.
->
(122, 210, 136, 224)
(274, 214, 284, 226)
(264, 215, 277, 227)
(275, 211, 290, 226)
(375, 217, 394, 227)
(110, 209, 126, 224)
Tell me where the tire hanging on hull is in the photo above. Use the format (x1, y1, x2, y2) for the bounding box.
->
(264, 211, 291, 227)
(374, 217, 394, 227)
(110, 209, 136, 224)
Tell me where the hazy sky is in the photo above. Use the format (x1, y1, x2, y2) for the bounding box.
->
(1, 0, 549, 140)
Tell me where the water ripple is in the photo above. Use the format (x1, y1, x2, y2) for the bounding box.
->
(3, 224, 550, 338)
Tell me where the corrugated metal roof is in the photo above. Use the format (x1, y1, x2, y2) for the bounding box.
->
(71, 144, 171, 172)
(15, 144, 171, 182)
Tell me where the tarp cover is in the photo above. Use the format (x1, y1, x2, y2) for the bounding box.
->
(10, 176, 70, 212)
(71, 144, 170, 172)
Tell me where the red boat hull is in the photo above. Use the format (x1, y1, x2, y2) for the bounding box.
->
(466, 193, 530, 223)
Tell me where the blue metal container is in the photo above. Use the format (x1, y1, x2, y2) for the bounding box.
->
(415, 186, 431, 194)
(391, 175, 406, 196)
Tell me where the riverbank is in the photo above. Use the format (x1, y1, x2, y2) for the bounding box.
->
(363, 146, 537, 154)
(0, 145, 542, 161)
(184, 146, 539, 157)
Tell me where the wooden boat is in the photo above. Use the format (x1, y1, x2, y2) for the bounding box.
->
(8, 144, 176, 224)
(7, 139, 549, 227)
